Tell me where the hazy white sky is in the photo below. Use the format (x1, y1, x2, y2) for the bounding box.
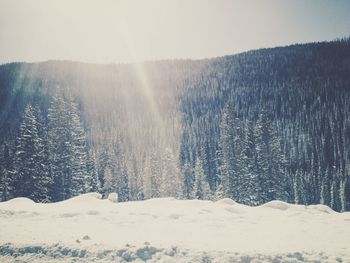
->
(0, 0, 349, 64)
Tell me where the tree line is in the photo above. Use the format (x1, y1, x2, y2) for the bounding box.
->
(0, 38, 349, 210)
(0, 93, 98, 202)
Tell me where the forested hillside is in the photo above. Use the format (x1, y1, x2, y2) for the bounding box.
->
(0, 38, 349, 211)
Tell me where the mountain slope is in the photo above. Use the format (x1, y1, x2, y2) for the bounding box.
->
(0, 38, 349, 210)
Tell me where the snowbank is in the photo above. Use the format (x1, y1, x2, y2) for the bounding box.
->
(1, 194, 349, 262)
(107, 192, 118, 203)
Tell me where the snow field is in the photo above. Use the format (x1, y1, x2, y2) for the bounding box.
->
(0, 193, 350, 262)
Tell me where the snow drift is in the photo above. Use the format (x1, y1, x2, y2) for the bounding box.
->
(1, 193, 350, 262)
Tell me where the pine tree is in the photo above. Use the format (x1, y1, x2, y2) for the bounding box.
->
(241, 120, 260, 205)
(0, 143, 12, 201)
(69, 98, 92, 196)
(213, 179, 224, 201)
(118, 163, 130, 202)
(87, 149, 99, 192)
(293, 169, 304, 204)
(97, 148, 109, 194)
(320, 168, 331, 206)
(310, 152, 321, 204)
(161, 147, 183, 199)
(149, 150, 162, 198)
(226, 118, 245, 203)
(103, 165, 115, 195)
(129, 155, 144, 200)
(142, 155, 151, 199)
(191, 158, 211, 200)
(219, 105, 241, 200)
(48, 94, 72, 201)
(182, 161, 193, 199)
(12, 104, 51, 202)
(48, 93, 92, 200)
(180, 133, 194, 199)
(254, 112, 270, 203)
(255, 110, 287, 203)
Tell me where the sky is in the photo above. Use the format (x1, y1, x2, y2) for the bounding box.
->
(0, 0, 349, 64)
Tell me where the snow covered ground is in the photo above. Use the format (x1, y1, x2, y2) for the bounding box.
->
(0, 193, 349, 262)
